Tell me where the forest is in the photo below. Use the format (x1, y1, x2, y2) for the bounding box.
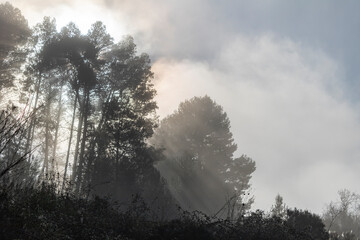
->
(0, 2, 359, 239)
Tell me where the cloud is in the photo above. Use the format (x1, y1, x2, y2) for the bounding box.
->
(152, 34, 360, 213)
(78, 0, 232, 61)
(9, 0, 360, 97)
(101, 0, 360, 101)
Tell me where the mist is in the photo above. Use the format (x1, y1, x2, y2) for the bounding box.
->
(1, 1, 360, 239)
(3, 0, 360, 214)
(153, 34, 360, 212)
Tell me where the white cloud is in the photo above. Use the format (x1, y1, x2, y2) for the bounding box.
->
(153, 34, 360, 213)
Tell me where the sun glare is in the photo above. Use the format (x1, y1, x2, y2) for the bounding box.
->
(11, 0, 126, 42)
(54, 2, 125, 40)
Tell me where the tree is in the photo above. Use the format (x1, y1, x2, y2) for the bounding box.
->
(1, 6, 173, 217)
(38, 24, 170, 212)
(21, 17, 63, 178)
(0, 3, 36, 187)
(286, 209, 329, 240)
(271, 194, 287, 219)
(85, 36, 163, 205)
(151, 96, 256, 217)
(323, 189, 360, 239)
(0, 2, 30, 90)
(0, 106, 39, 187)
(38, 22, 112, 190)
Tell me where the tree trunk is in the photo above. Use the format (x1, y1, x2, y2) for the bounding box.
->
(51, 85, 63, 174)
(62, 93, 77, 191)
(25, 73, 41, 159)
(82, 91, 114, 189)
(71, 102, 83, 183)
(42, 84, 52, 178)
(75, 90, 90, 195)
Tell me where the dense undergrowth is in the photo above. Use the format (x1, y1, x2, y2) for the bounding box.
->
(0, 183, 329, 240)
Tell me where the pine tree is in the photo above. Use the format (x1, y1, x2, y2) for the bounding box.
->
(271, 194, 287, 219)
(151, 96, 256, 217)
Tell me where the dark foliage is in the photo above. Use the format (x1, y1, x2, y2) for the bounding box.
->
(286, 208, 329, 240)
(0, 185, 330, 240)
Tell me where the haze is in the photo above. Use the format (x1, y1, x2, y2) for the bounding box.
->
(4, 0, 360, 215)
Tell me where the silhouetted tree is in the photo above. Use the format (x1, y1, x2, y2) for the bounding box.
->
(286, 208, 329, 240)
(0, 3, 36, 186)
(38, 22, 111, 190)
(0, 107, 38, 187)
(21, 17, 67, 178)
(37, 24, 171, 212)
(86, 36, 162, 206)
(0, 2, 30, 90)
(151, 96, 256, 217)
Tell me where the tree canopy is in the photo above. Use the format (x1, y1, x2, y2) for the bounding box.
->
(0, 2, 30, 89)
(151, 96, 256, 218)
(0, 6, 171, 212)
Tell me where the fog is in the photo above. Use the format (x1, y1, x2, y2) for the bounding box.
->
(4, 0, 360, 215)
(153, 35, 360, 212)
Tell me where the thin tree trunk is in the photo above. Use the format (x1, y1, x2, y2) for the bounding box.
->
(75, 90, 90, 195)
(83, 137, 95, 192)
(71, 104, 83, 183)
(83, 91, 114, 188)
(25, 73, 41, 159)
(43, 88, 51, 178)
(62, 93, 77, 191)
(51, 85, 63, 174)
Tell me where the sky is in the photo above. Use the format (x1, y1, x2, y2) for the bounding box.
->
(5, 0, 360, 214)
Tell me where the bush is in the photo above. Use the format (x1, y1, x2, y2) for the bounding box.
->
(0, 183, 330, 240)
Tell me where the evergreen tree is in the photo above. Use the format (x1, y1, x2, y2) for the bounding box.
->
(151, 96, 256, 217)
(0, 3, 36, 186)
(271, 194, 287, 219)
(86, 36, 165, 207)
(37, 24, 172, 212)
(0, 2, 30, 90)
(286, 208, 329, 240)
